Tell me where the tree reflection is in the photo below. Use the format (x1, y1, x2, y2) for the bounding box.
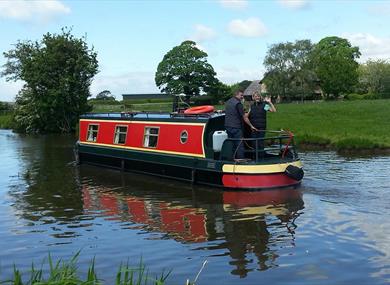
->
(8, 134, 83, 224)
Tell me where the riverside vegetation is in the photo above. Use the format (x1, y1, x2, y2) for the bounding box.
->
(1, 99, 389, 152)
(0, 253, 171, 285)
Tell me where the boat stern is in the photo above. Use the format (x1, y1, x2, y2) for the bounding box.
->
(221, 160, 303, 189)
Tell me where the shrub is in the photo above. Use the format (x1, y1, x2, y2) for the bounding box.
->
(344, 93, 381, 100)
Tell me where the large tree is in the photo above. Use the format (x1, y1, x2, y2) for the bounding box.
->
(2, 28, 98, 133)
(358, 59, 390, 98)
(155, 41, 217, 97)
(311, 36, 360, 99)
(263, 39, 315, 100)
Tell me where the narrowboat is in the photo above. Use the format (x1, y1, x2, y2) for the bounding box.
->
(75, 105, 304, 190)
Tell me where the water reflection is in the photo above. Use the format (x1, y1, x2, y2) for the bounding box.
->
(3, 130, 390, 284)
(2, 129, 304, 279)
(79, 166, 304, 277)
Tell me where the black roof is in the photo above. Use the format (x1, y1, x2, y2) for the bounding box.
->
(80, 112, 224, 123)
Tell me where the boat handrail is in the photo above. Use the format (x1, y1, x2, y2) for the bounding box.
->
(220, 131, 297, 162)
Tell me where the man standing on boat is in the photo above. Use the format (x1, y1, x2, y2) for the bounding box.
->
(247, 91, 276, 155)
(225, 90, 257, 160)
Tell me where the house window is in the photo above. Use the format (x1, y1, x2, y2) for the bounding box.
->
(87, 124, 99, 142)
(114, 125, 128, 144)
(180, 130, 188, 144)
(143, 127, 159, 148)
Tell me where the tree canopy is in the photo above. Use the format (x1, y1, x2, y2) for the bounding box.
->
(311, 36, 360, 99)
(263, 39, 316, 100)
(96, 90, 115, 100)
(155, 41, 217, 96)
(1, 28, 98, 133)
(357, 59, 390, 98)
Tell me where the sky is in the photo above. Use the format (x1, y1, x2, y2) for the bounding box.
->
(1, 0, 390, 101)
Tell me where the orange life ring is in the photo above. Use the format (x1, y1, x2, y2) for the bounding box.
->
(184, 105, 215, 114)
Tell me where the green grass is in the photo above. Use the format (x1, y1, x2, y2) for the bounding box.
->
(91, 99, 390, 151)
(0, 113, 13, 129)
(1, 253, 171, 285)
(267, 99, 390, 150)
(91, 103, 172, 113)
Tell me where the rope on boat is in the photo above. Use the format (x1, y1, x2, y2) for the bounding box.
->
(282, 130, 294, 159)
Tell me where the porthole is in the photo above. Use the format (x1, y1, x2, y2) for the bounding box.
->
(180, 130, 188, 144)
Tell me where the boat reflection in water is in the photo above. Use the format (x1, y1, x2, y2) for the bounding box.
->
(80, 166, 304, 277)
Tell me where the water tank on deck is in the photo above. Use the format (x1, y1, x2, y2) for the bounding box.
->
(213, 130, 228, 152)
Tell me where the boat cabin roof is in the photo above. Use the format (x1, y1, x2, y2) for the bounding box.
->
(80, 111, 225, 123)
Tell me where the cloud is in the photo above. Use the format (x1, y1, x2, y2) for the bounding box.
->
(227, 18, 267, 38)
(218, 0, 248, 10)
(277, 0, 309, 9)
(345, 33, 390, 62)
(0, 0, 70, 22)
(191, 24, 217, 43)
(91, 72, 160, 99)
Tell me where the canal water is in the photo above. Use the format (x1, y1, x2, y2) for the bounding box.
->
(0, 129, 390, 284)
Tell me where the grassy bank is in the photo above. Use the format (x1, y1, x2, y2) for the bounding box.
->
(91, 102, 172, 113)
(0, 113, 13, 129)
(88, 99, 390, 151)
(267, 99, 390, 151)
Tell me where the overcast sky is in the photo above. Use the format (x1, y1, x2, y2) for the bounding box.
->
(1, 0, 390, 101)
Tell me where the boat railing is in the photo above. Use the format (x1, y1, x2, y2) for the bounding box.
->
(219, 130, 297, 162)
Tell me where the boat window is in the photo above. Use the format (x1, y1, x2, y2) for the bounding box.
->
(143, 127, 159, 148)
(180, 130, 188, 144)
(114, 125, 128, 144)
(87, 124, 99, 142)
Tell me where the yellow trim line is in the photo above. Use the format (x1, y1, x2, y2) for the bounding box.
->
(79, 141, 205, 158)
(222, 161, 302, 174)
(80, 119, 206, 126)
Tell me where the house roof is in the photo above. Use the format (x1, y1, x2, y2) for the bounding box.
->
(243, 80, 261, 96)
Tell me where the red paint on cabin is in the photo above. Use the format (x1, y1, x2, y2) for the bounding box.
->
(79, 120, 205, 156)
(222, 173, 300, 189)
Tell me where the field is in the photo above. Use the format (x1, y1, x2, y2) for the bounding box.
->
(266, 99, 390, 150)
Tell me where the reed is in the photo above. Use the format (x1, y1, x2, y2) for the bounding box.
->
(1, 253, 171, 285)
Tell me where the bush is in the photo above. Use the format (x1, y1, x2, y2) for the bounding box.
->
(0, 113, 14, 129)
(344, 93, 381, 100)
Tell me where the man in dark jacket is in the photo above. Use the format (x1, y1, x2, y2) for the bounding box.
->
(225, 90, 257, 159)
(247, 91, 276, 156)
